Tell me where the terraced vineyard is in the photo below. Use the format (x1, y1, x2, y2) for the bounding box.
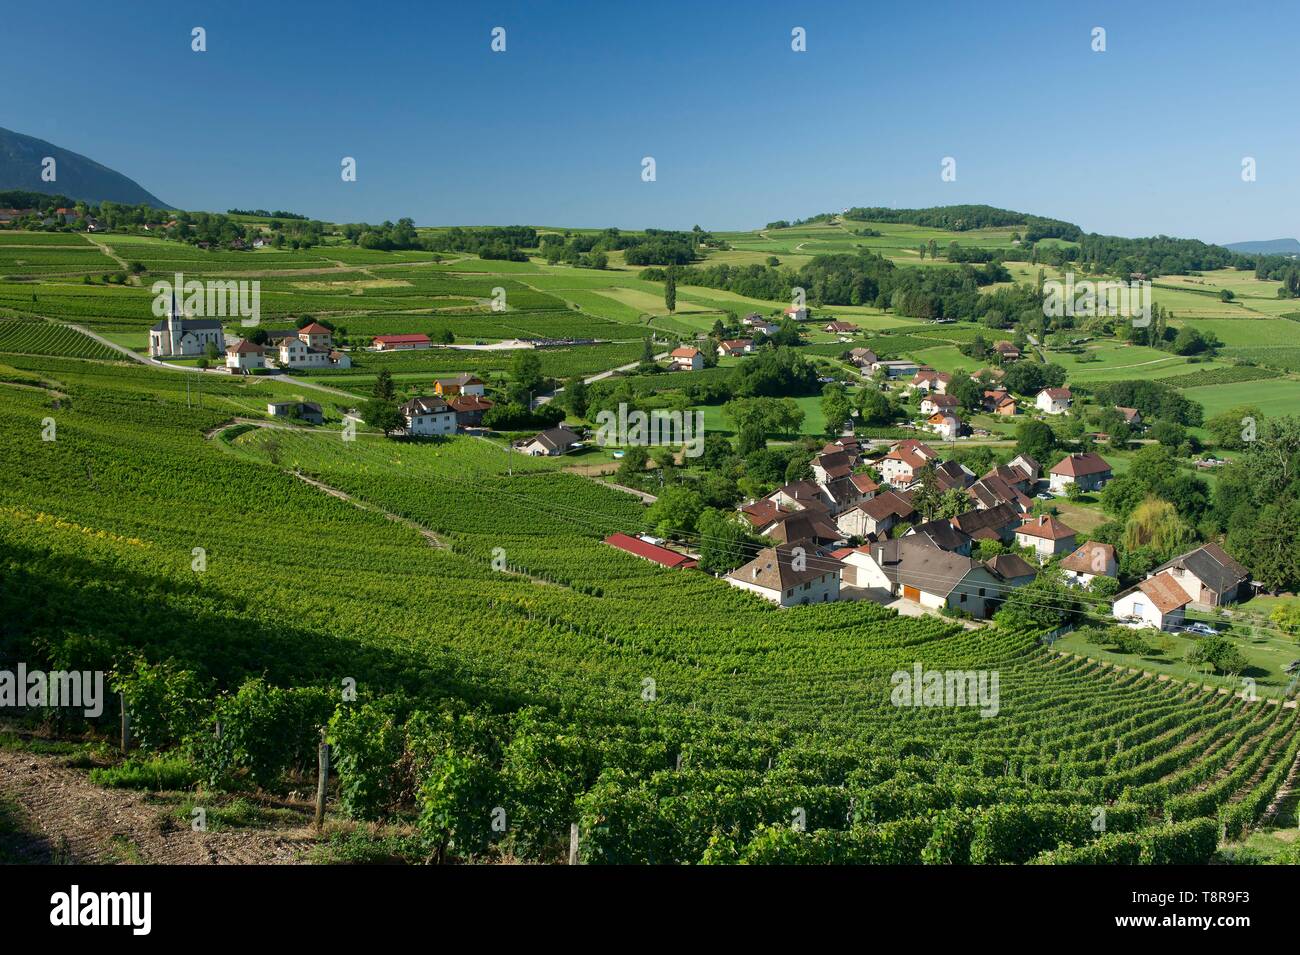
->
(1, 355, 1296, 864)
(0, 319, 119, 360)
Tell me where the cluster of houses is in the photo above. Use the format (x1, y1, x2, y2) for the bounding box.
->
(397, 374, 494, 435)
(0, 206, 103, 229)
(219, 322, 352, 371)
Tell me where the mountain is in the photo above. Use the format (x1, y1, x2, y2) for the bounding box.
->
(1223, 238, 1300, 255)
(0, 126, 170, 208)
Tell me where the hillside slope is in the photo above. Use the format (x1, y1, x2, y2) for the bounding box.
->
(0, 127, 169, 208)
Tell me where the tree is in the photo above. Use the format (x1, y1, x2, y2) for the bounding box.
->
(937, 488, 971, 519)
(994, 574, 1082, 630)
(857, 388, 893, 426)
(697, 508, 754, 574)
(820, 383, 853, 435)
(1205, 405, 1261, 452)
(910, 466, 943, 522)
(1121, 497, 1195, 557)
(664, 268, 677, 313)
(373, 369, 396, 402)
(644, 486, 704, 539)
(949, 376, 983, 415)
(616, 445, 649, 483)
(1186, 637, 1246, 676)
(564, 376, 589, 419)
(1015, 419, 1056, 462)
(363, 398, 405, 437)
(511, 350, 544, 393)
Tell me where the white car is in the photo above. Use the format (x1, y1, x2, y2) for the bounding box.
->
(1035, 492, 1053, 500)
(1182, 622, 1219, 637)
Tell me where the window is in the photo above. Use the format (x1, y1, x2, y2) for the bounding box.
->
(978, 588, 985, 597)
(1133, 601, 1145, 615)
(960, 594, 967, 604)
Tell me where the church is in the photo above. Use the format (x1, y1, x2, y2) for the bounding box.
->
(148, 291, 225, 358)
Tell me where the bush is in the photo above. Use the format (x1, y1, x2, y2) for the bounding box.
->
(90, 756, 198, 791)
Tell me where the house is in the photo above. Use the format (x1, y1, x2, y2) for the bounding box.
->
(669, 346, 704, 372)
(739, 499, 794, 529)
(784, 306, 808, 322)
(719, 339, 754, 357)
(906, 519, 973, 556)
(399, 396, 457, 436)
(297, 322, 333, 350)
(985, 553, 1038, 589)
(148, 293, 225, 358)
(1015, 514, 1078, 559)
(920, 393, 959, 416)
(848, 348, 879, 368)
(982, 389, 1017, 416)
(225, 339, 265, 371)
(373, 334, 433, 351)
(267, 401, 323, 425)
(761, 510, 843, 547)
(811, 450, 853, 486)
(517, 425, 582, 456)
(1150, 543, 1251, 610)
(742, 314, 779, 335)
(277, 336, 347, 369)
(876, 440, 939, 487)
(1060, 541, 1118, 587)
(726, 540, 841, 607)
(835, 489, 916, 539)
(603, 533, 698, 569)
(766, 480, 827, 512)
(1113, 573, 1191, 631)
(1116, 406, 1143, 428)
(993, 341, 1021, 361)
(830, 545, 885, 590)
(912, 369, 952, 394)
(927, 412, 962, 441)
(932, 459, 976, 493)
(447, 394, 493, 428)
(253, 237, 271, 249)
(870, 359, 921, 378)
(821, 473, 878, 514)
(328, 350, 353, 369)
(435, 374, 486, 397)
(950, 502, 1022, 544)
(824, 321, 857, 334)
(1048, 452, 1112, 494)
(967, 474, 1033, 514)
(1036, 387, 1073, 415)
(821, 436, 862, 462)
(971, 366, 1006, 383)
(869, 538, 1003, 619)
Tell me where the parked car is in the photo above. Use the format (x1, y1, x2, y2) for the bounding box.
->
(1035, 492, 1053, 500)
(1182, 622, 1219, 636)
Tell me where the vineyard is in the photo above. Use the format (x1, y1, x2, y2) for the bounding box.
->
(1, 354, 1297, 865)
(0, 319, 119, 361)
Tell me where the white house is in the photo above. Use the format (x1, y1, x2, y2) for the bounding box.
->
(1149, 543, 1251, 610)
(1113, 572, 1191, 631)
(726, 541, 841, 607)
(225, 339, 265, 371)
(1059, 541, 1118, 587)
(876, 440, 939, 487)
(920, 393, 959, 416)
(926, 412, 962, 441)
(742, 315, 779, 335)
(869, 538, 1003, 619)
(669, 346, 704, 372)
(399, 396, 457, 436)
(1014, 514, 1077, 559)
(516, 425, 582, 456)
(1036, 387, 1073, 415)
(1048, 452, 1112, 494)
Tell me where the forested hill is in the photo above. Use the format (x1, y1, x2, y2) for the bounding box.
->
(0, 126, 169, 208)
(840, 204, 1082, 242)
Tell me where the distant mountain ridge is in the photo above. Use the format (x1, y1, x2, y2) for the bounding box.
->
(0, 126, 170, 208)
(1223, 238, 1300, 255)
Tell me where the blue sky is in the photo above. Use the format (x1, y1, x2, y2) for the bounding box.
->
(2, 0, 1295, 243)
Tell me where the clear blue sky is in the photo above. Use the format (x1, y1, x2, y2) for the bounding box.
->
(2, 0, 1295, 243)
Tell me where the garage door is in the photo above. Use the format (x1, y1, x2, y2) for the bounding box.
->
(903, 585, 920, 601)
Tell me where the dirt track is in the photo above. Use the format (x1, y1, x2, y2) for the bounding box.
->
(0, 749, 317, 864)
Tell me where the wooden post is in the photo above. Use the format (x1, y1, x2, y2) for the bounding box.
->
(119, 692, 130, 754)
(568, 822, 580, 865)
(314, 733, 330, 830)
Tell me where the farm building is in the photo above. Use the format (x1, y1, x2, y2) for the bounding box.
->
(603, 533, 698, 569)
(267, 401, 323, 425)
(373, 334, 433, 351)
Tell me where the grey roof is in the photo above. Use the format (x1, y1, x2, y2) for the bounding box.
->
(1151, 543, 1249, 595)
(986, 553, 1037, 581)
(950, 502, 1020, 538)
(729, 539, 842, 591)
(907, 519, 972, 553)
(873, 538, 986, 598)
(400, 396, 452, 416)
(528, 426, 580, 452)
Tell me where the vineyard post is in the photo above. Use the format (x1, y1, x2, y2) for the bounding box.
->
(119, 692, 130, 753)
(315, 730, 330, 830)
(568, 822, 579, 865)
